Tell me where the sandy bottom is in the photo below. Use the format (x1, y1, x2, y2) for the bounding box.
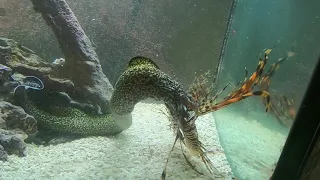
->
(0, 101, 233, 180)
(214, 106, 289, 180)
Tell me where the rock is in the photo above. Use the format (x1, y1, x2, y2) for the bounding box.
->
(0, 37, 74, 94)
(0, 64, 16, 101)
(0, 37, 112, 114)
(0, 144, 8, 161)
(0, 134, 26, 157)
(0, 101, 37, 134)
(0, 64, 12, 82)
(1, 81, 19, 95)
(0, 117, 5, 129)
(0, 93, 36, 161)
(0, 129, 29, 142)
(9, 73, 26, 84)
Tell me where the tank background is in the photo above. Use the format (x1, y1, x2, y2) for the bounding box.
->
(0, 0, 232, 88)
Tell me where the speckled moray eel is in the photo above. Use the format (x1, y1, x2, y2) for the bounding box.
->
(13, 56, 197, 136)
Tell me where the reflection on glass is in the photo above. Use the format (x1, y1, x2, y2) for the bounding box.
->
(214, 0, 320, 179)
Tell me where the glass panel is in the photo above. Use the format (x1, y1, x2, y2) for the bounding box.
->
(1, 0, 319, 179)
(214, 0, 320, 179)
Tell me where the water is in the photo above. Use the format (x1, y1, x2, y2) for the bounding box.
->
(0, 0, 319, 180)
(214, 0, 320, 179)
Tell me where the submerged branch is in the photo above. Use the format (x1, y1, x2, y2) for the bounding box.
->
(30, 0, 114, 113)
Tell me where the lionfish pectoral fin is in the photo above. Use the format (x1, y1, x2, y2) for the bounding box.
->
(261, 46, 274, 57)
(265, 94, 271, 112)
(249, 91, 271, 112)
(265, 48, 273, 56)
(244, 66, 248, 80)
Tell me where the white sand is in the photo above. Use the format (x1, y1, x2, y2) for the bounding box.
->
(214, 107, 289, 180)
(0, 101, 233, 180)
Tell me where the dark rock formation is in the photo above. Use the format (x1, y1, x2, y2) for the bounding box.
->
(0, 79, 38, 161)
(0, 64, 18, 101)
(0, 144, 8, 161)
(0, 38, 74, 95)
(0, 64, 12, 82)
(0, 101, 37, 134)
(0, 133, 26, 158)
(0, 101, 36, 161)
(0, 37, 107, 114)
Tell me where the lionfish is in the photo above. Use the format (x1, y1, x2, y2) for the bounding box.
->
(189, 48, 274, 117)
(189, 47, 297, 122)
(161, 48, 278, 179)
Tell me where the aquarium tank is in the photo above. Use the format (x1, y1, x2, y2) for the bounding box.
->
(0, 0, 319, 180)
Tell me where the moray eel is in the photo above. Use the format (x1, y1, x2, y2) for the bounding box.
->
(13, 56, 197, 136)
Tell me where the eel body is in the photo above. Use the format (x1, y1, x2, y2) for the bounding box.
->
(14, 56, 195, 136)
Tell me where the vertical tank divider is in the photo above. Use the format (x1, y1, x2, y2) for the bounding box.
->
(213, 0, 238, 89)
